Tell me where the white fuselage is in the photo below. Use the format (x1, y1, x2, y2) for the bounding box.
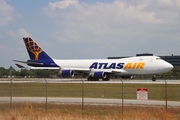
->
(53, 56, 173, 75)
(18, 37, 174, 80)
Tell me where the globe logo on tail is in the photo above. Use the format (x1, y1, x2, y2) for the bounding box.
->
(23, 38, 43, 60)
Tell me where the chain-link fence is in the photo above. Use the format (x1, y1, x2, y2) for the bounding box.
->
(0, 78, 180, 114)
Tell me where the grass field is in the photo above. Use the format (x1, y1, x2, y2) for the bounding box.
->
(0, 83, 179, 101)
(0, 102, 180, 120)
(0, 82, 180, 119)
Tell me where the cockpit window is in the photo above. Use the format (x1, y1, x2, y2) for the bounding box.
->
(156, 58, 161, 60)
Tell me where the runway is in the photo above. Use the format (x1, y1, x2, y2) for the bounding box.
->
(0, 78, 180, 84)
(0, 79, 179, 107)
(0, 97, 180, 107)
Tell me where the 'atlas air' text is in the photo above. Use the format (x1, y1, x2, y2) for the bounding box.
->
(89, 62, 145, 69)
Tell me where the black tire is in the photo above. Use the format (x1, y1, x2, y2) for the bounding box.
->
(152, 77, 156, 81)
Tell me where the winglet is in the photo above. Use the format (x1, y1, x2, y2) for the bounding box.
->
(23, 37, 52, 60)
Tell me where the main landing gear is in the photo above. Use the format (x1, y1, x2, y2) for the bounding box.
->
(87, 76, 110, 81)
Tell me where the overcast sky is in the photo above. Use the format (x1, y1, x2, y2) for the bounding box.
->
(0, 0, 180, 69)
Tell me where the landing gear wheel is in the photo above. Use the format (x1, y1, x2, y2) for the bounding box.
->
(87, 77, 99, 81)
(102, 76, 110, 81)
(152, 75, 156, 81)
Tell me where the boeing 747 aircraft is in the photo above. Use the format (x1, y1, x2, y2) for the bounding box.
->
(13, 37, 173, 81)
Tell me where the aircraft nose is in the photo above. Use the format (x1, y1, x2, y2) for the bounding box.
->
(164, 62, 174, 71)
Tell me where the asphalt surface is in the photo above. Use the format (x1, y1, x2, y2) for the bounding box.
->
(0, 78, 180, 84)
(0, 79, 179, 107)
(0, 97, 180, 107)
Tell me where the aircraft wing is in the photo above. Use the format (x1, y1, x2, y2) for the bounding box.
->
(73, 68, 127, 77)
(112, 69, 127, 73)
(30, 67, 126, 74)
(63, 68, 120, 73)
(13, 60, 43, 65)
(67, 68, 126, 77)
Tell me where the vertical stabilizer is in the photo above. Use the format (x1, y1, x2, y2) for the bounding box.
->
(23, 37, 52, 60)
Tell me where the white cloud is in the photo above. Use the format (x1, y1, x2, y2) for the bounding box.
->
(6, 28, 31, 38)
(157, 0, 173, 6)
(0, 0, 20, 26)
(53, 29, 81, 42)
(43, 0, 168, 23)
(42, 0, 180, 47)
(7, 30, 17, 38)
(49, 0, 78, 10)
(18, 28, 31, 37)
(177, 0, 180, 6)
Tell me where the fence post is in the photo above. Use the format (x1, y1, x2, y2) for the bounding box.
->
(45, 79, 48, 111)
(121, 79, 124, 115)
(10, 78, 12, 109)
(165, 80, 167, 112)
(82, 79, 84, 115)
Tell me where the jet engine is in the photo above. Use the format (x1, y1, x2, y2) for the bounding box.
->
(58, 70, 74, 77)
(89, 71, 106, 78)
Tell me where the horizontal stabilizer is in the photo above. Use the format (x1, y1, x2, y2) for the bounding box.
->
(15, 64, 25, 68)
(13, 60, 43, 65)
(30, 67, 59, 70)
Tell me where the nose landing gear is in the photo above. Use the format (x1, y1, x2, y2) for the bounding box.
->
(152, 75, 156, 81)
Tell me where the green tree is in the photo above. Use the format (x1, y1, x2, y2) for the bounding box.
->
(34, 69, 51, 78)
(0, 67, 6, 77)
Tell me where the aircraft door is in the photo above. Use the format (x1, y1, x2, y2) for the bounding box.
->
(150, 58, 153, 62)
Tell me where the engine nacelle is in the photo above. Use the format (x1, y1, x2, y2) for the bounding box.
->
(89, 71, 106, 78)
(58, 70, 74, 77)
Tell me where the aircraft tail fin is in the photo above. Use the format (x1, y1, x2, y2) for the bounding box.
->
(23, 37, 52, 60)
